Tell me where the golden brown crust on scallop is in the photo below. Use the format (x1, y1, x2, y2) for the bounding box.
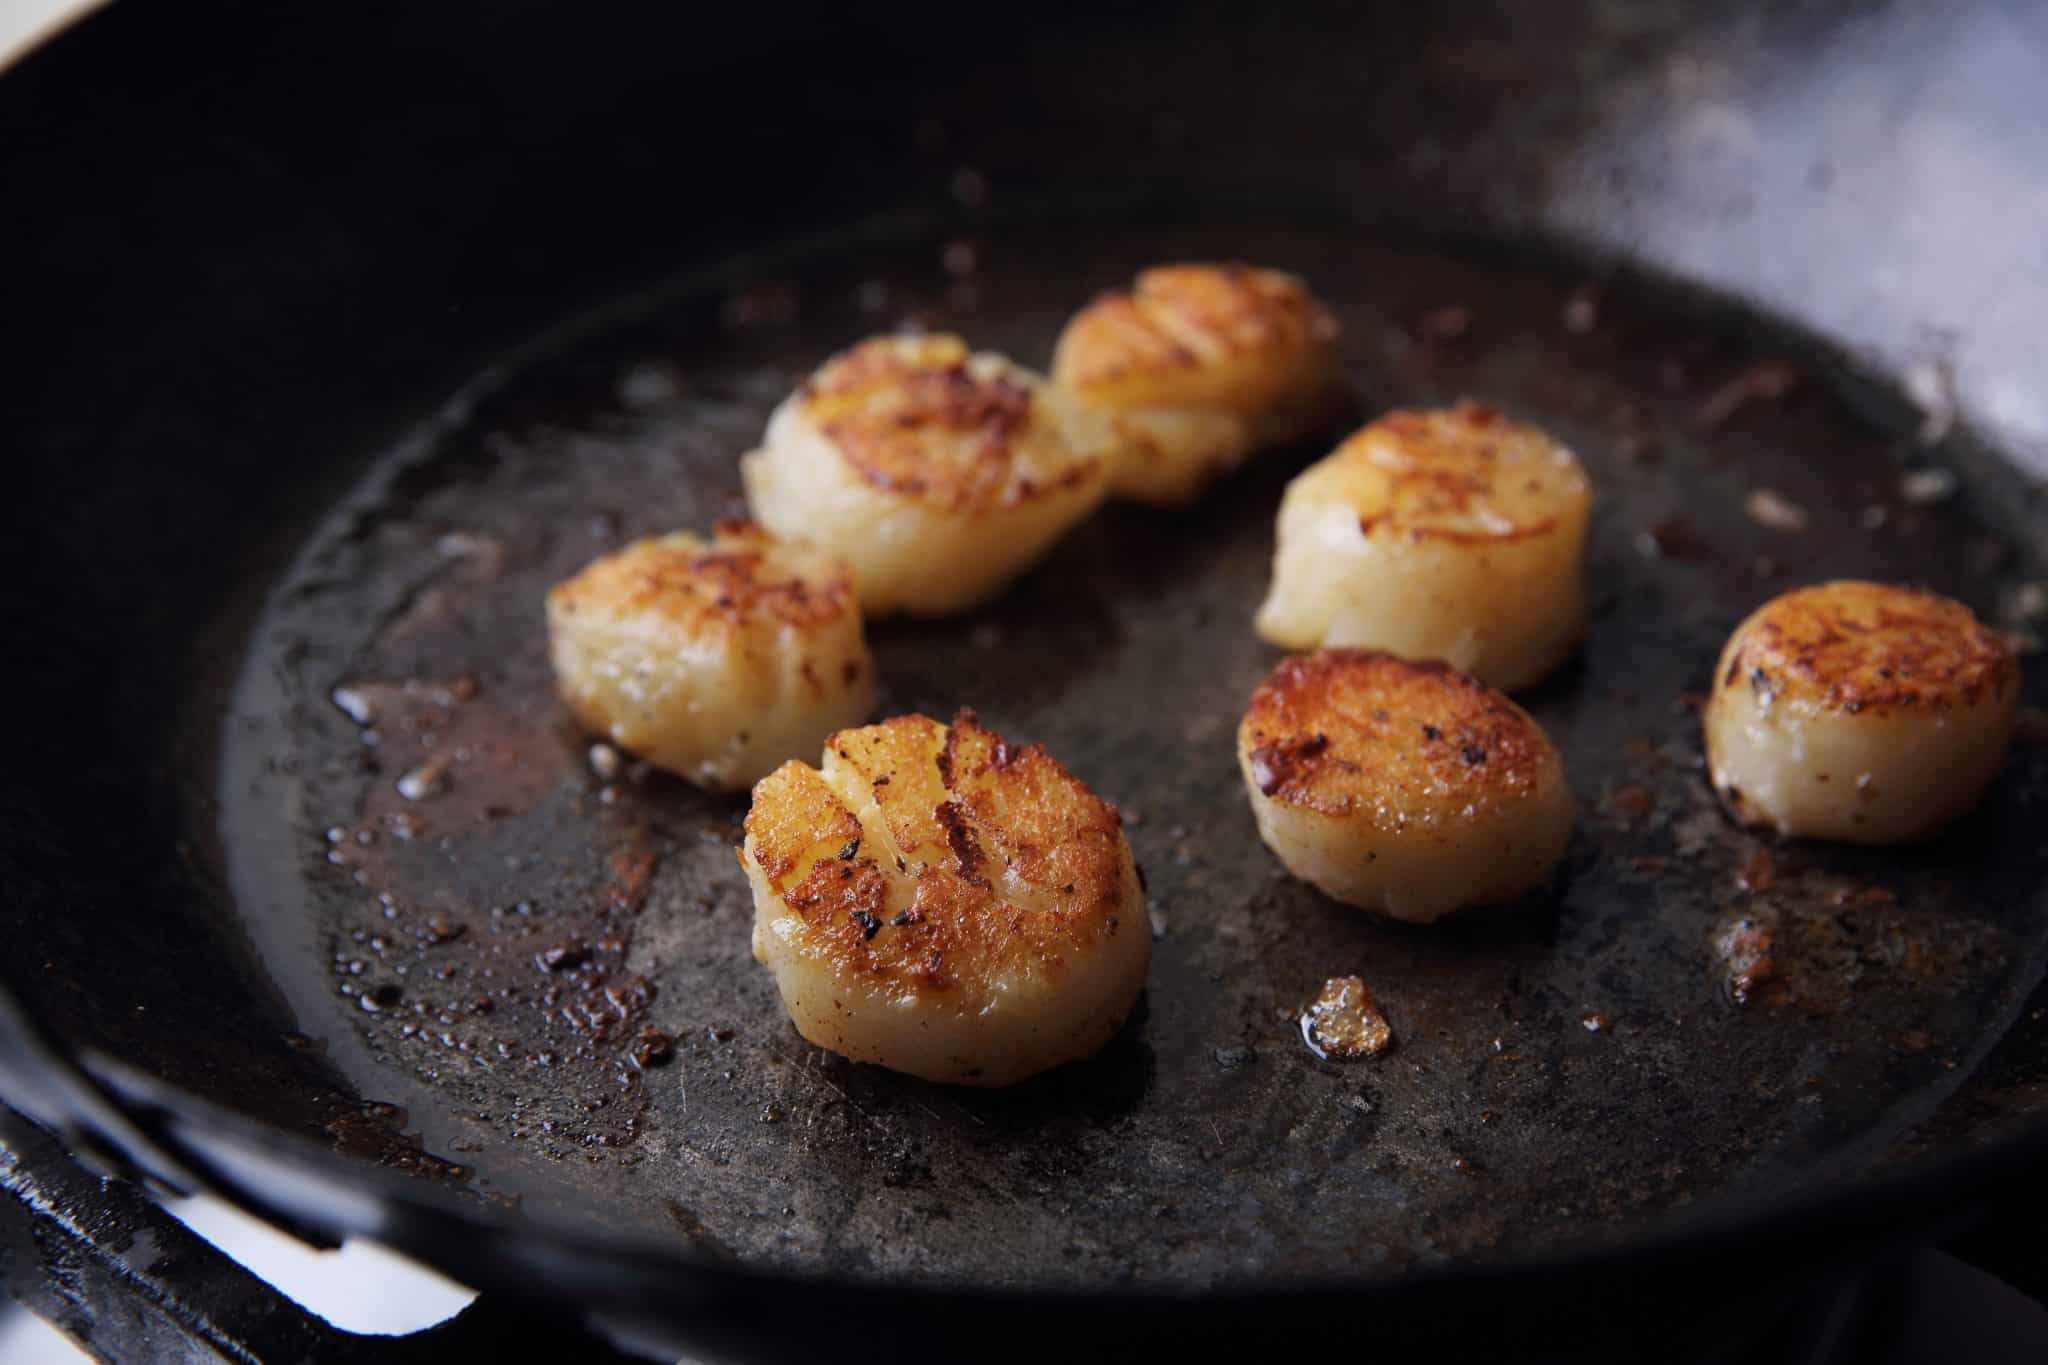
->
(1239, 649, 1557, 821)
(1054, 263, 1339, 403)
(1337, 400, 1584, 545)
(744, 710, 1133, 999)
(796, 335, 1091, 511)
(741, 760, 863, 885)
(1718, 581, 2017, 715)
(544, 522, 853, 634)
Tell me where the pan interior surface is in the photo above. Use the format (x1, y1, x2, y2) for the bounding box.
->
(219, 218, 2048, 1290)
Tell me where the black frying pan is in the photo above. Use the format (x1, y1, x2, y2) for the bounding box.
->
(6, 2, 2048, 1360)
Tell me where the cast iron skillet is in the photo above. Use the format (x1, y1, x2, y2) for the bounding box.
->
(6, 2, 2048, 1359)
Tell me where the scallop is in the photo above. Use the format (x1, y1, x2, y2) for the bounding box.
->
(740, 710, 1149, 1086)
(1050, 263, 1343, 505)
(1238, 649, 1574, 923)
(545, 521, 874, 790)
(740, 334, 1109, 617)
(1704, 581, 2019, 843)
(1254, 400, 1593, 690)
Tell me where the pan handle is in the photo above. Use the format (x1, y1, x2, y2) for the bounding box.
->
(0, 983, 202, 1204)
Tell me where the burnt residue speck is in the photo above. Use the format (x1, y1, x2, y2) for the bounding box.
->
(360, 983, 403, 1012)
(1300, 976, 1395, 1060)
(537, 942, 591, 972)
(631, 1027, 674, 1068)
(1638, 517, 1710, 560)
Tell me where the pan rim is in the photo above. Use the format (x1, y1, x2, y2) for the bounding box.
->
(6, 1006, 2044, 1329)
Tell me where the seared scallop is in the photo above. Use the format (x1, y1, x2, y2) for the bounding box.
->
(1704, 581, 2019, 843)
(740, 334, 1108, 617)
(1238, 649, 1574, 922)
(546, 521, 874, 790)
(1051, 263, 1342, 505)
(741, 710, 1148, 1086)
(1254, 401, 1592, 690)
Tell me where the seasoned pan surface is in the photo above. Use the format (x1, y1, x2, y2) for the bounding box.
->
(221, 219, 2048, 1289)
